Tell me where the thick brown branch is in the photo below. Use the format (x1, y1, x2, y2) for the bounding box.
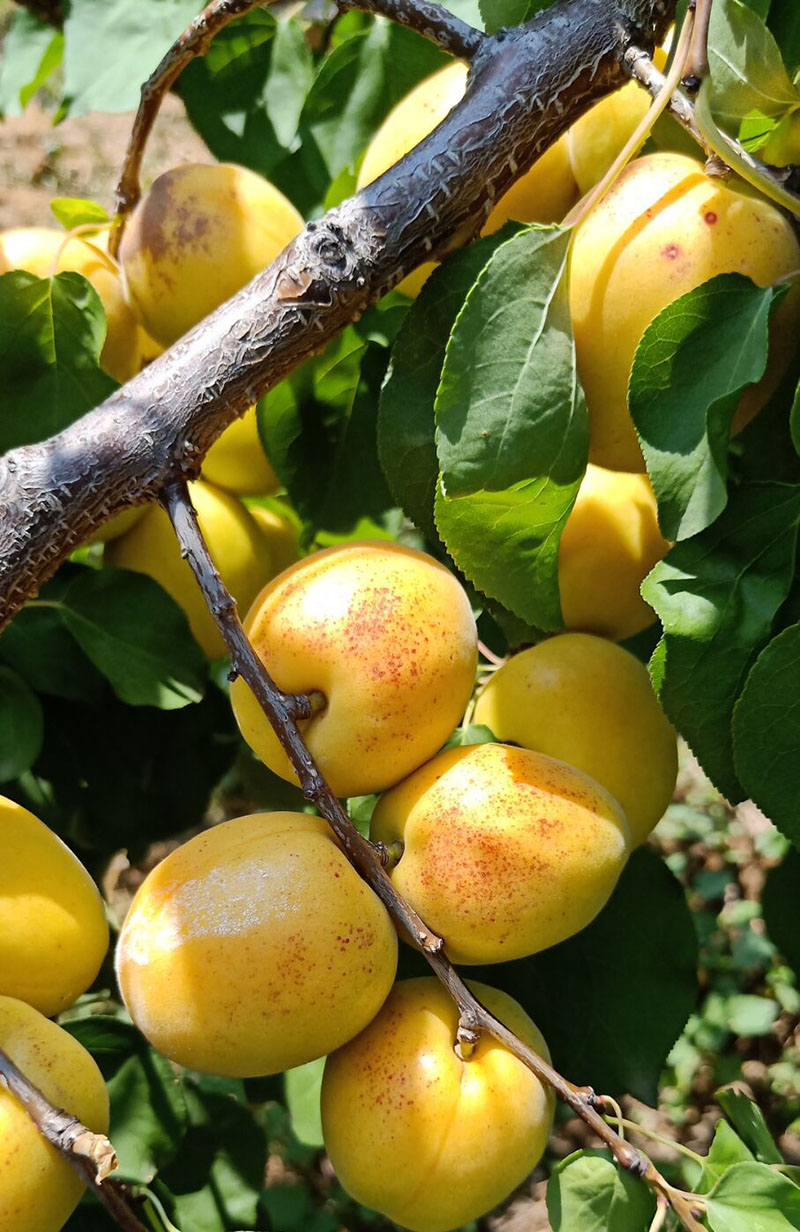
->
(0, 1047, 149, 1232)
(338, 0, 486, 59)
(0, 0, 675, 632)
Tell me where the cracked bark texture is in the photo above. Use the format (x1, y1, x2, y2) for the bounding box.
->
(0, 0, 675, 631)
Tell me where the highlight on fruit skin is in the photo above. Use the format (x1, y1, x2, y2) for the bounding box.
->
(558, 464, 670, 642)
(230, 541, 478, 798)
(372, 741, 630, 964)
(116, 812, 398, 1078)
(0, 225, 157, 382)
(202, 405, 280, 497)
(119, 161, 304, 346)
(569, 151, 800, 472)
(0, 994, 110, 1232)
(356, 61, 578, 296)
(0, 795, 109, 1018)
(106, 478, 275, 658)
(474, 633, 678, 845)
(321, 977, 555, 1232)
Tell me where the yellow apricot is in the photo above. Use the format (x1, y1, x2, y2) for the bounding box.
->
(230, 541, 478, 797)
(0, 996, 110, 1232)
(0, 226, 155, 382)
(357, 62, 578, 296)
(248, 503, 300, 574)
(202, 406, 280, 496)
(474, 634, 677, 844)
(120, 162, 304, 346)
(371, 742, 629, 964)
(570, 152, 800, 471)
(322, 977, 554, 1232)
(106, 478, 274, 657)
(116, 812, 397, 1077)
(558, 464, 670, 641)
(0, 796, 108, 1018)
(90, 506, 145, 545)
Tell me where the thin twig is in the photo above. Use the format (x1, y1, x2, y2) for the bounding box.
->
(337, 0, 486, 58)
(0, 1047, 150, 1232)
(161, 478, 707, 1232)
(684, 0, 712, 86)
(108, 0, 263, 256)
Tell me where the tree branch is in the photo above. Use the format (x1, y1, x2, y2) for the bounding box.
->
(337, 0, 487, 58)
(0, 1047, 150, 1232)
(0, 0, 675, 632)
(11, 0, 63, 29)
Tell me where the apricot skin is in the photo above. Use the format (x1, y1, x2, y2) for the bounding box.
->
(248, 503, 300, 574)
(0, 995, 109, 1232)
(322, 978, 554, 1232)
(474, 633, 678, 844)
(116, 812, 397, 1077)
(570, 152, 800, 472)
(120, 162, 304, 346)
(357, 62, 578, 296)
(106, 478, 274, 658)
(558, 464, 670, 642)
(0, 796, 108, 1018)
(202, 405, 280, 497)
(371, 742, 630, 964)
(230, 542, 478, 798)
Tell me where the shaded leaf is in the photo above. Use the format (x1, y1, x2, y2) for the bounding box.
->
(763, 847, 800, 972)
(698, 1121, 756, 1194)
(0, 667, 43, 782)
(285, 1059, 325, 1148)
(547, 1151, 655, 1232)
(709, 0, 799, 128)
(716, 1090, 784, 1163)
(0, 9, 63, 116)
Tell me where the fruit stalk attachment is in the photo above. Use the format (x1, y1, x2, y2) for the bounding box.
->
(0, 1046, 150, 1232)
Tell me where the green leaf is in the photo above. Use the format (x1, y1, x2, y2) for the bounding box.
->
(629, 274, 778, 541)
(769, 0, 800, 77)
(699, 1121, 756, 1194)
(547, 1151, 656, 1232)
(478, 0, 553, 35)
(435, 226, 587, 628)
(725, 994, 780, 1035)
(709, 0, 799, 128)
(0, 9, 63, 117)
(791, 382, 800, 457)
(59, 568, 206, 709)
(264, 19, 315, 150)
(50, 198, 109, 231)
(716, 1090, 784, 1163)
(643, 482, 800, 803)
(63, 0, 200, 115)
(480, 848, 698, 1102)
(378, 229, 516, 540)
(0, 570, 104, 703)
(706, 1162, 800, 1231)
(284, 1059, 325, 1148)
(0, 271, 117, 453)
(763, 847, 800, 972)
(732, 623, 800, 844)
(0, 667, 43, 782)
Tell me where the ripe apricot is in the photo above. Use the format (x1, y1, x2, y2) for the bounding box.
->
(372, 742, 630, 964)
(106, 478, 274, 657)
(0, 796, 108, 1018)
(570, 152, 800, 471)
(474, 634, 677, 844)
(322, 977, 554, 1232)
(120, 162, 304, 345)
(230, 542, 478, 797)
(558, 464, 670, 641)
(202, 406, 280, 497)
(116, 812, 397, 1076)
(357, 62, 578, 296)
(248, 503, 300, 574)
(0, 996, 110, 1232)
(0, 226, 155, 382)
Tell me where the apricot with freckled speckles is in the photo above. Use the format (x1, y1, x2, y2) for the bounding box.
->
(321, 977, 554, 1232)
(230, 542, 478, 797)
(371, 742, 630, 964)
(116, 812, 397, 1077)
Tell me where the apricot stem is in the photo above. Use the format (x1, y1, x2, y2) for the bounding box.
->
(337, 0, 486, 60)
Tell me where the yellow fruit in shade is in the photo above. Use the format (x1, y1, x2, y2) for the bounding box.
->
(356, 62, 578, 296)
(0, 796, 108, 1018)
(116, 812, 397, 1077)
(0, 996, 110, 1232)
(106, 478, 274, 658)
(248, 503, 300, 574)
(322, 977, 554, 1232)
(89, 506, 145, 545)
(371, 742, 630, 964)
(119, 162, 304, 346)
(0, 226, 155, 383)
(558, 464, 670, 642)
(230, 541, 478, 797)
(474, 633, 677, 844)
(202, 406, 280, 496)
(569, 152, 800, 472)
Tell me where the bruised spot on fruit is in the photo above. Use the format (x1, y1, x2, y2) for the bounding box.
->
(704, 211, 718, 225)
